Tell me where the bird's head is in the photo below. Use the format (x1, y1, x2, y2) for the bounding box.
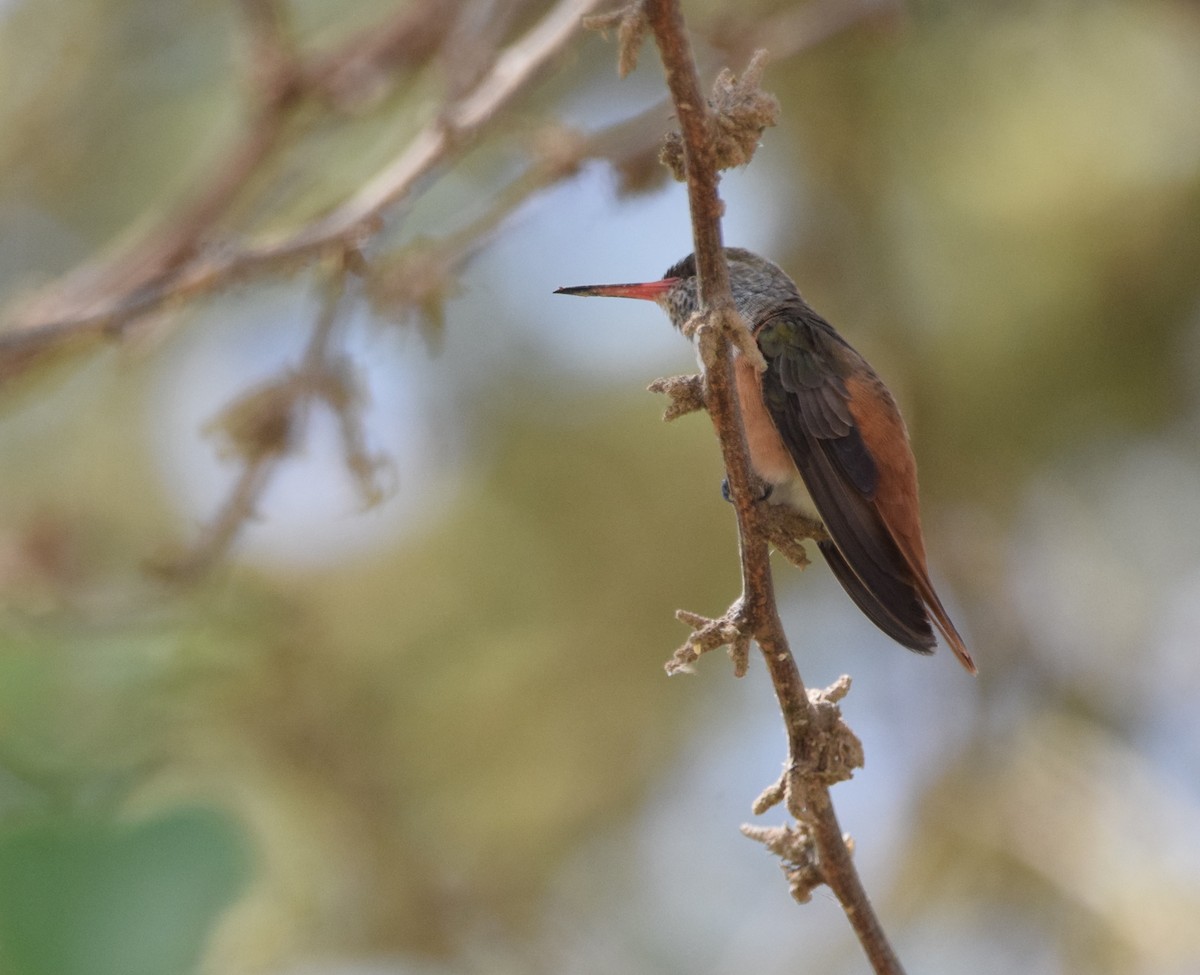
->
(555, 247, 800, 333)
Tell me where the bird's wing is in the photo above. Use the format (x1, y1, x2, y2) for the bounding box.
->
(757, 305, 936, 652)
(841, 368, 976, 672)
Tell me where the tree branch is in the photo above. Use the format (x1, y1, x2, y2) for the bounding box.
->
(637, 2, 907, 972)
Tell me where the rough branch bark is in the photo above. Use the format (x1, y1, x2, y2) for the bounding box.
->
(637, 1, 907, 971)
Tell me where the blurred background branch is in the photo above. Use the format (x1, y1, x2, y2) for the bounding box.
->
(150, 251, 387, 580)
(1, 0, 601, 374)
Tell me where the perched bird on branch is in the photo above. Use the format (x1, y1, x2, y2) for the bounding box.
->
(557, 247, 975, 674)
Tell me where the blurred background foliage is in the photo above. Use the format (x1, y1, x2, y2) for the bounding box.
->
(1, 0, 1199, 973)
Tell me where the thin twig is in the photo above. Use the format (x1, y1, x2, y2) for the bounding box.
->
(150, 255, 372, 580)
(640, 1, 906, 972)
(362, 123, 588, 348)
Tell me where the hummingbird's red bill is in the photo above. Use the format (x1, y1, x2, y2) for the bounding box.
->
(554, 279, 680, 301)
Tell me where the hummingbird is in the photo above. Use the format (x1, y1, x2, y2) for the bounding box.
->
(555, 247, 975, 673)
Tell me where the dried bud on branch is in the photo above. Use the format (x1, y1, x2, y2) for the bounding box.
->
(740, 822, 826, 904)
(647, 373, 706, 421)
(660, 49, 780, 180)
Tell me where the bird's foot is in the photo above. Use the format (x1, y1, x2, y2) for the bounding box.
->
(721, 477, 773, 503)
